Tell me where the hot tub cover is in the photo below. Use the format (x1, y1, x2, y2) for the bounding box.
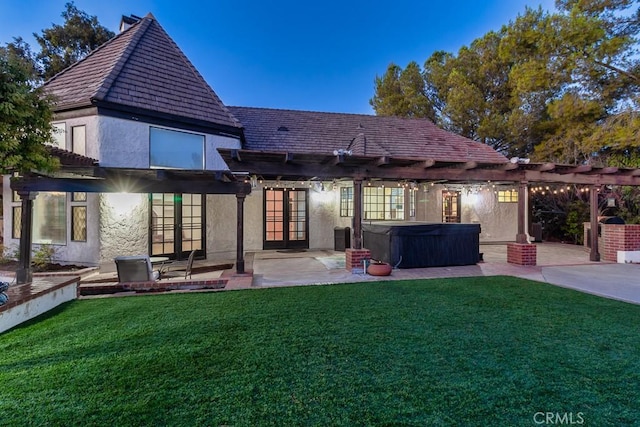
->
(362, 222, 481, 268)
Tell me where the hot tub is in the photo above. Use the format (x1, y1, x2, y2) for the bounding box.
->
(362, 222, 481, 268)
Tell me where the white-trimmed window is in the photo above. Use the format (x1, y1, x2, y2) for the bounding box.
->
(340, 187, 353, 217)
(33, 192, 66, 245)
(363, 187, 405, 220)
(150, 127, 205, 169)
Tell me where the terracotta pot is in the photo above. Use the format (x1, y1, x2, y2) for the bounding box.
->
(367, 262, 392, 276)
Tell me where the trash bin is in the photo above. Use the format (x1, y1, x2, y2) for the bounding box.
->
(531, 223, 543, 242)
(334, 227, 351, 251)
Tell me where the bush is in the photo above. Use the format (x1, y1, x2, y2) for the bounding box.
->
(32, 245, 57, 271)
(562, 200, 589, 244)
(0, 244, 19, 264)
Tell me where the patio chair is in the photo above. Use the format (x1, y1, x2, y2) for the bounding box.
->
(162, 250, 196, 280)
(114, 256, 160, 282)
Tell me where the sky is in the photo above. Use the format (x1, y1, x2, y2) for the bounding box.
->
(0, 0, 556, 115)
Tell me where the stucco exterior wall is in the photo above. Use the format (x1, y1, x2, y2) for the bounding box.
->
(204, 182, 352, 257)
(99, 193, 149, 263)
(96, 116, 241, 169)
(206, 194, 246, 259)
(414, 184, 517, 242)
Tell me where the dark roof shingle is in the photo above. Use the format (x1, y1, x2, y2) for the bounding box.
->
(229, 107, 507, 163)
(43, 14, 240, 129)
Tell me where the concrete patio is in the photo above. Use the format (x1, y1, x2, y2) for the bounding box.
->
(249, 242, 640, 305)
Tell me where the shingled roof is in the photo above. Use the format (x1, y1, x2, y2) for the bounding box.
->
(42, 14, 241, 130)
(229, 107, 508, 164)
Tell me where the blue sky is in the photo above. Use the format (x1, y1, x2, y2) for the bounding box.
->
(1, 0, 555, 114)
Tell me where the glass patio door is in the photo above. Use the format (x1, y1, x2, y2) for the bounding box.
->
(150, 193, 204, 259)
(442, 190, 461, 223)
(264, 188, 309, 250)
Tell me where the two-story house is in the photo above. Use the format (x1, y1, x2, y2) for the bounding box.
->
(3, 13, 525, 269)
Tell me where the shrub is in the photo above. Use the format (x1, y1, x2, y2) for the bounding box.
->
(32, 245, 57, 271)
(0, 244, 19, 264)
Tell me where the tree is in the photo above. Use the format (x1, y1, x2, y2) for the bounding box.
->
(371, 2, 640, 162)
(370, 61, 435, 120)
(11, 2, 115, 80)
(423, 31, 516, 153)
(0, 47, 58, 174)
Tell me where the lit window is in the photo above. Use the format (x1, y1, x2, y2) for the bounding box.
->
(72, 206, 87, 241)
(71, 192, 88, 242)
(51, 123, 66, 148)
(72, 125, 86, 156)
(72, 192, 87, 202)
(12, 206, 21, 239)
(442, 191, 461, 223)
(363, 187, 405, 220)
(340, 187, 353, 217)
(33, 192, 66, 245)
(409, 189, 416, 217)
(150, 127, 204, 169)
(498, 190, 518, 203)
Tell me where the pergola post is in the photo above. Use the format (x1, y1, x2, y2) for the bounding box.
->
(352, 178, 363, 249)
(16, 191, 36, 284)
(589, 185, 600, 262)
(235, 192, 246, 274)
(507, 181, 537, 265)
(516, 181, 528, 243)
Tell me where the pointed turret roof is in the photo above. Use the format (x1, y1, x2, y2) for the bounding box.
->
(43, 14, 241, 130)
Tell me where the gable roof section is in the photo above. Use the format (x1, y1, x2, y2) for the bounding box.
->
(229, 107, 507, 163)
(42, 14, 240, 130)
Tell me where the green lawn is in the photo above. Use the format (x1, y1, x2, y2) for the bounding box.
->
(1, 276, 639, 426)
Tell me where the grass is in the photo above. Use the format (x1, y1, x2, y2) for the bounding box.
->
(1, 276, 639, 426)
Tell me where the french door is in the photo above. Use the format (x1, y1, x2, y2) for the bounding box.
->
(150, 193, 205, 259)
(442, 190, 461, 223)
(263, 188, 309, 250)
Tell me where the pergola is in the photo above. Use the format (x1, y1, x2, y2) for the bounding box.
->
(219, 148, 640, 261)
(10, 157, 251, 284)
(10, 147, 640, 285)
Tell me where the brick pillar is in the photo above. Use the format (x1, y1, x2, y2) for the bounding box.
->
(345, 248, 371, 273)
(601, 224, 640, 262)
(507, 243, 537, 266)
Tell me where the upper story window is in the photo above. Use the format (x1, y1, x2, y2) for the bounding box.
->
(150, 127, 204, 169)
(72, 125, 86, 156)
(51, 122, 66, 148)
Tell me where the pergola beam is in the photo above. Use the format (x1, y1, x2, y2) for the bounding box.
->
(219, 149, 640, 186)
(11, 175, 251, 195)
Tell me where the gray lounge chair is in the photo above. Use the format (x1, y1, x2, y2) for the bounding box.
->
(114, 256, 160, 282)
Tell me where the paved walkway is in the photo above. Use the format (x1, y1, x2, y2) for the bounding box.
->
(250, 243, 640, 305)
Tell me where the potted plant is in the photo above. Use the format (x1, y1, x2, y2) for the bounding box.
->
(367, 259, 392, 276)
